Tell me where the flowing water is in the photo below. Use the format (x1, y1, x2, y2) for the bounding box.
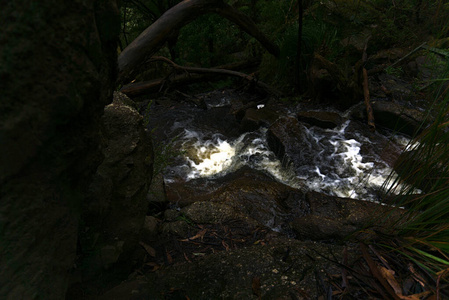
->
(151, 93, 409, 202)
(165, 121, 404, 201)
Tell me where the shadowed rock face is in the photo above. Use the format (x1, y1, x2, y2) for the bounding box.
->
(0, 1, 120, 299)
(80, 92, 153, 280)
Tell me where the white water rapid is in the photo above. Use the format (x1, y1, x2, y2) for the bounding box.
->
(164, 120, 405, 201)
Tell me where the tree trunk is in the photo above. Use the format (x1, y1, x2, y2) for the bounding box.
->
(117, 0, 279, 84)
(295, 0, 304, 91)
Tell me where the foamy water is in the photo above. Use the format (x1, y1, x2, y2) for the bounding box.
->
(166, 120, 404, 201)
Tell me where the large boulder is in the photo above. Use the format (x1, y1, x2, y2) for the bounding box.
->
(267, 116, 320, 169)
(80, 92, 153, 279)
(165, 167, 301, 230)
(0, 1, 120, 299)
(296, 111, 344, 129)
(290, 192, 402, 240)
(371, 100, 426, 136)
(346, 99, 427, 136)
(240, 107, 280, 132)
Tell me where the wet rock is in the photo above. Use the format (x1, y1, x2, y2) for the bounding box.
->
(194, 106, 240, 138)
(0, 1, 119, 299)
(340, 118, 403, 168)
(240, 107, 279, 132)
(346, 99, 426, 136)
(164, 209, 181, 221)
(293, 215, 355, 240)
(160, 220, 190, 236)
(297, 111, 344, 129)
(371, 100, 426, 136)
(147, 173, 168, 213)
(199, 88, 257, 109)
(141, 216, 159, 240)
(290, 192, 400, 240)
(166, 167, 300, 229)
(377, 73, 413, 99)
(181, 201, 246, 225)
(165, 179, 214, 205)
(81, 92, 153, 276)
(231, 100, 257, 120)
(100, 242, 125, 269)
(308, 67, 336, 104)
(267, 116, 319, 168)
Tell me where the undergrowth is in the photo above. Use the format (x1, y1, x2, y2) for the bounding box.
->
(372, 73, 449, 292)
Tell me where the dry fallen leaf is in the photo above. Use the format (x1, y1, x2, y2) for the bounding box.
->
(183, 252, 192, 263)
(222, 240, 230, 251)
(379, 266, 402, 296)
(252, 277, 261, 300)
(379, 266, 427, 300)
(166, 249, 173, 264)
(139, 241, 156, 257)
(145, 262, 160, 272)
(180, 229, 207, 242)
(408, 264, 426, 287)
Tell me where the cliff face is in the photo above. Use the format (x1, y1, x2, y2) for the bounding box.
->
(0, 1, 120, 298)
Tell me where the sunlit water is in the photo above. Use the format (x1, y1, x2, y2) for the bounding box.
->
(164, 119, 407, 201)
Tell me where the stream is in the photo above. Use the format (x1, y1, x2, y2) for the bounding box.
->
(145, 89, 408, 203)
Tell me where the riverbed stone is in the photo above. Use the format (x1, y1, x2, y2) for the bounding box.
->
(240, 107, 280, 132)
(371, 100, 426, 136)
(166, 167, 301, 229)
(267, 116, 318, 169)
(182, 201, 245, 224)
(297, 111, 344, 129)
(141, 216, 159, 240)
(160, 220, 191, 236)
(290, 192, 401, 241)
(164, 209, 181, 221)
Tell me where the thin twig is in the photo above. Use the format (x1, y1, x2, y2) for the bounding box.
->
(388, 42, 427, 69)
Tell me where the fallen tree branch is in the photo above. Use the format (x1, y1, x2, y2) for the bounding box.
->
(151, 56, 258, 80)
(120, 57, 282, 97)
(362, 37, 375, 131)
(120, 73, 203, 97)
(363, 68, 375, 131)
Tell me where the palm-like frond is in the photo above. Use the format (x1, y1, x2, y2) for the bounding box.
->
(378, 79, 449, 278)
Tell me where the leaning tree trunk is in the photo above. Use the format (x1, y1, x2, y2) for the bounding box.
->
(117, 0, 280, 84)
(295, 0, 304, 91)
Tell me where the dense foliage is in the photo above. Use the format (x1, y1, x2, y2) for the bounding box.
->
(119, 0, 449, 92)
(379, 76, 449, 277)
